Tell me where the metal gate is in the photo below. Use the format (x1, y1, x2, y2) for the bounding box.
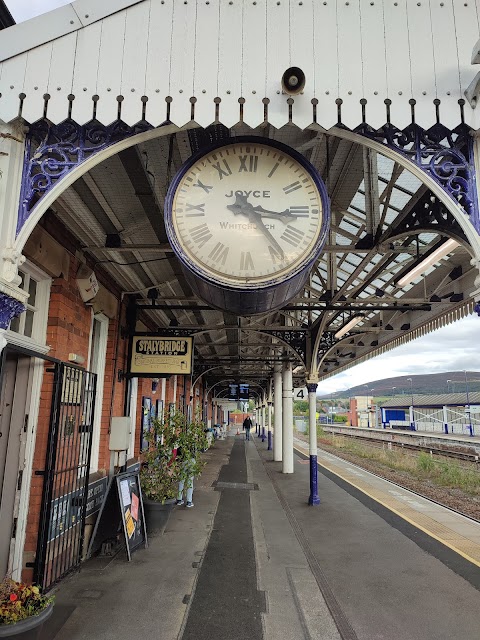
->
(34, 362, 97, 590)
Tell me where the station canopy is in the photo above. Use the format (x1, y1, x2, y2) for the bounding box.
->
(38, 124, 476, 389)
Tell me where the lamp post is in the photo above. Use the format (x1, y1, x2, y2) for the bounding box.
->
(464, 370, 473, 437)
(447, 379, 452, 394)
(407, 378, 415, 430)
(370, 389, 376, 427)
(392, 387, 396, 396)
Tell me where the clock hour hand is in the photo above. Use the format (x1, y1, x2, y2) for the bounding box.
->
(251, 205, 298, 224)
(226, 196, 298, 223)
(226, 193, 251, 216)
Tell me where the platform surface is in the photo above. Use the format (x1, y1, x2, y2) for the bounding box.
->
(39, 429, 480, 640)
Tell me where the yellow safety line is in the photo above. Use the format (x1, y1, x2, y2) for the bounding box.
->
(294, 444, 480, 568)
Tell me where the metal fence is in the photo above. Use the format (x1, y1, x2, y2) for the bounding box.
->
(34, 363, 97, 590)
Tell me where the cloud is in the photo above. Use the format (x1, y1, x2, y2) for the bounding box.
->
(318, 315, 479, 395)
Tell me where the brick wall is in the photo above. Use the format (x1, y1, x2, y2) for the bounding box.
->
(22, 251, 128, 581)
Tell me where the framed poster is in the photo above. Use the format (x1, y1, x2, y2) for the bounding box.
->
(155, 399, 164, 422)
(140, 397, 151, 451)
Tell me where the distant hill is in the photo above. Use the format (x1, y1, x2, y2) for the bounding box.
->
(319, 371, 480, 399)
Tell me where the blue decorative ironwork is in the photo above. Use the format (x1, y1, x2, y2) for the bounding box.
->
(18, 116, 479, 243)
(475, 302, 480, 317)
(0, 292, 25, 329)
(308, 455, 320, 506)
(18, 118, 154, 236)
(354, 120, 479, 233)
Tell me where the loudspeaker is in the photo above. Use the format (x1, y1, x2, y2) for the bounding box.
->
(281, 67, 306, 95)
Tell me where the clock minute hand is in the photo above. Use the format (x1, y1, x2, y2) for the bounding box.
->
(226, 195, 285, 260)
(248, 210, 285, 261)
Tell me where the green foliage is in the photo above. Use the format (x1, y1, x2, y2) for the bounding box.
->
(333, 414, 347, 423)
(140, 410, 209, 502)
(321, 434, 480, 495)
(0, 578, 54, 625)
(293, 400, 308, 414)
(417, 452, 435, 473)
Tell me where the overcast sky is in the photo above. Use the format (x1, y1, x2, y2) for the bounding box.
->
(6, 0, 69, 22)
(7, 0, 479, 396)
(317, 314, 479, 395)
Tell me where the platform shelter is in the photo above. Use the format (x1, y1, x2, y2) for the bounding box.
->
(1, 0, 480, 587)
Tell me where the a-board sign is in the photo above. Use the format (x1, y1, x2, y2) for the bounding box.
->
(129, 336, 193, 375)
(87, 471, 147, 561)
(116, 471, 147, 560)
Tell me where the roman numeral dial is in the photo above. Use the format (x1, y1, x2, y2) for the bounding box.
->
(167, 140, 327, 287)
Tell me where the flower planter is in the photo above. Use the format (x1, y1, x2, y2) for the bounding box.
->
(143, 497, 176, 536)
(0, 603, 54, 639)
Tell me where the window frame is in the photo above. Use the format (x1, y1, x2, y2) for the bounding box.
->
(6, 261, 51, 353)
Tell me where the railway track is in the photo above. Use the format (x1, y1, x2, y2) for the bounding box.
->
(321, 429, 480, 466)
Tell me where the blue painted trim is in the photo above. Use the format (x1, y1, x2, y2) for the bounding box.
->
(308, 455, 320, 506)
(267, 431, 272, 450)
(444, 424, 449, 434)
(0, 292, 25, 329)
(164, 136, 331, 314)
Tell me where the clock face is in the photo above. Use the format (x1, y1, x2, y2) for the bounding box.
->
(166, 139, 328, 288)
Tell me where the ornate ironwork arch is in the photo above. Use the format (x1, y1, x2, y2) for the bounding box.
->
(352, 116, 479, 233)
(18, 116, 480, 243)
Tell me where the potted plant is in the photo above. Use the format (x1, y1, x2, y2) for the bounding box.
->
(140, 410, 208, 534)
(0, 577, 54, 639)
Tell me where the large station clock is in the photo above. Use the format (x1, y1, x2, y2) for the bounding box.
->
(165, 137, 330, 314)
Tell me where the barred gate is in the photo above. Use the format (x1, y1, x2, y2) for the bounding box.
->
(34, 363, 97, 590)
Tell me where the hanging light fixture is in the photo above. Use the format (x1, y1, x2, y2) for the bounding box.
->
(397, 239, 460, 287)
(334, 315, 365, 339)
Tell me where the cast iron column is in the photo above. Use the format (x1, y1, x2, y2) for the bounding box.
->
(282, 362, 294, 473)
(261, 400, 266, 442)
(267, 401, 273, 450)
(307, 382, 320, 505)
(273, 363, 283, 461)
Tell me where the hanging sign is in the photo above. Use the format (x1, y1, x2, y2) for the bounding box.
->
(129, 336, 193, 375)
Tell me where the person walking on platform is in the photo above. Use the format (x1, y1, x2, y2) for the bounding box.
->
(243, 415, 253, 441)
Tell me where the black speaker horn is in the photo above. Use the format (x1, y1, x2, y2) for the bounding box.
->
(281, 67, 306, 95)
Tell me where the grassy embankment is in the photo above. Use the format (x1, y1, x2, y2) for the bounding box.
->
(311, 426, 480, 497)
